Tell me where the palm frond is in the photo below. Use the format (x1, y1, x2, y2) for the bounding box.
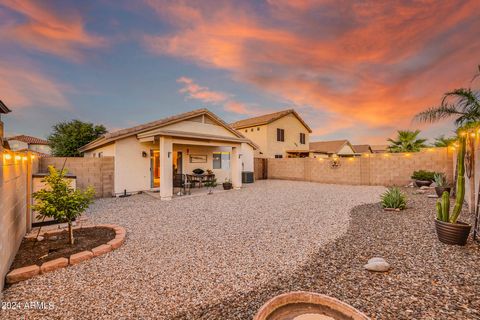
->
(414, 105, 465, 123)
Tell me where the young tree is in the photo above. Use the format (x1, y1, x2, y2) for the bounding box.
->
(387, 130, 427, 152)
(33, 166, 95, 245)
(48, 120, 107, 156)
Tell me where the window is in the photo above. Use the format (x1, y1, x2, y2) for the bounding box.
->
(213, 152, 230, 169)
(300, 133, 306, 144)
(275, 154, 283, 158)
(276, 128, 285, 142)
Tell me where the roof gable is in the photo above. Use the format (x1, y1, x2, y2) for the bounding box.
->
(309, 140, 354, 154)
(7, 135, 48, 145)
(0, 100, 11, 114)
(352, 144, 372, 153)
(79, 108, 257, 152)
(230, 109, 312, 133)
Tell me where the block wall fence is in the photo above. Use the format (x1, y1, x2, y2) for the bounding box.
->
(39, 157, 115, 198)
(264, 148, 454, 186)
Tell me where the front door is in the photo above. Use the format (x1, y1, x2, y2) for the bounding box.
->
(151, 150, 160, 188)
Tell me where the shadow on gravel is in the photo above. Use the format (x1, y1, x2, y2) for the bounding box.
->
(171, 189, 480, 320)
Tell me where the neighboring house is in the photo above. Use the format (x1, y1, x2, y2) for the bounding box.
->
(6, 135, 51, 156)
(79, 108, 257, 200)
(352, 144, 373, 154)
(370, 145, 389, 153)
(309, 140, 356, 158)
(230, 109, 312, 158)
(0, 100, 11, 149)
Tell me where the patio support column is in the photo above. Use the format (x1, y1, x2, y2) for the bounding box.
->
(159, 136, 173, 200)
(231, 146, 242, 189)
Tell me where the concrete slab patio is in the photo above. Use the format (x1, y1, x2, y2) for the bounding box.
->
(1, 180, 384, 319)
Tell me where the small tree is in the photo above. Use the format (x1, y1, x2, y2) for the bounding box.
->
(48, 120, 107, 157)
(33, 166, 95, 245)
(432, 135, 457, 147)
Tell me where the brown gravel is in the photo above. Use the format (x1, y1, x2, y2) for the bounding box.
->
(171, 187, 480, 320)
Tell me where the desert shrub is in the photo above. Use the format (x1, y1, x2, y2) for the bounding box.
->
(381, 187, 407, 210)
(411, 170, 436, 181)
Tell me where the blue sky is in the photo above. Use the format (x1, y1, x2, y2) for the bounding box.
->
(1, 0, 478, 144)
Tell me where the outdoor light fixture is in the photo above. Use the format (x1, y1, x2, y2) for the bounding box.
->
(15, 155, 21, 161)
(4, 153, 12, 160)
(142, 151, 148, 157)
(168, 151, 171, 158)
(22, 156, 27, 161)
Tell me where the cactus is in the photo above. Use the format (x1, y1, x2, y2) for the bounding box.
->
(435, 135, 466, 223)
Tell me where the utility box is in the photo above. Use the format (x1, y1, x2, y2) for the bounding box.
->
(242, 171, 254, 183)
(32, 173, 76, 226)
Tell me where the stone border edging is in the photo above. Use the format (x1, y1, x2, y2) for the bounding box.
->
(253, 291, 370, 320)
(6, 224, 126, 285)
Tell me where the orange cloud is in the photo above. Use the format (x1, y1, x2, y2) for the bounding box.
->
(0, 62, 69, 110)
(145, 0, 480, 138)
(0, 0, 105, 61)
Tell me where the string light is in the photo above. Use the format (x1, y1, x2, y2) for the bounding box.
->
(22, 156, 28, 161)
(4, 153, 12, 160)
(15, 155, 21, 161)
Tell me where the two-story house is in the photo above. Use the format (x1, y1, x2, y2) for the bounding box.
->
(230, 109, 311, 158)
(0, 100, 11, 149)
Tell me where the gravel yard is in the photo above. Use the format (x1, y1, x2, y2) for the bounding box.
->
(173, 187, 480, 320)
(1, 180, 383, 319)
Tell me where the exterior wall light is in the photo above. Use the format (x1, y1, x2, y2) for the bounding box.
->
(142, 151, 148, 157)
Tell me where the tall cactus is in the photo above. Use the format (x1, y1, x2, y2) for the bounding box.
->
(436, 135, 466, 223)
(450, 135, 466, 223)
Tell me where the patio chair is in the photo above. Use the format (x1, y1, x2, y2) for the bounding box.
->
(186, 174, 200, 189)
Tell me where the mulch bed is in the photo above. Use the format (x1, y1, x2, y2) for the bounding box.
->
(170, 188, 480, 319)
(10, 227, 115, 270)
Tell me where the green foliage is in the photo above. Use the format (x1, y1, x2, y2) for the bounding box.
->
(48, 120, 107, 157)
(33, 166, 95, 244)
(381, 187, 407, 210)
(432, 135, 457, 147)
(433, 172, 449, 187)
(411, 170, 436, 181)
(387, 130, 427, 153)
(204, 178, 217, 194)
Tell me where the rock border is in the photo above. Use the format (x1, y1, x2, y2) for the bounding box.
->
(6, 224, 126, 285)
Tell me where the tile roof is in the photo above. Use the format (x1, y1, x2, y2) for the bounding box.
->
(352, 144, 372, 153)
(7, 135, 49, 145)
(370, 144, 389, 152)
(79, 108, 258, 152)
(309, 140, 351, 154)
(230, 109, 312, 132)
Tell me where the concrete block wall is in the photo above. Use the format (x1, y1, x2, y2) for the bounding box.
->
(0, 150, 38, 292)
(267, 148, 453, 186)
(39, 157, 115, 198)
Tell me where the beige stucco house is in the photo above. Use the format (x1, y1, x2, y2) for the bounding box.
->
(79, 109, 256, 200)
(0, 100, 11, 148)
(230, 109, 312, 158)
(309, 140, 356, 158)
(6, 135, 51, 156)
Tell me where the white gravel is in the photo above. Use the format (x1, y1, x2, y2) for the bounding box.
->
(1, 180, 384, 319)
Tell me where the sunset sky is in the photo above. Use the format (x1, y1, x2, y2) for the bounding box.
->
(1, 0, 479, 144)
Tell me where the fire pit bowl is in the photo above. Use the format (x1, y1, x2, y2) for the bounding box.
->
(254, 291, 370, 320)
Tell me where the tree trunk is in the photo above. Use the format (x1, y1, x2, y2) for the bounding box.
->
(68, 221, 74, 245)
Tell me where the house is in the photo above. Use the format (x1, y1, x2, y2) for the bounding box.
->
(0, 100, 11, 149)
(309, 139, 356, 158)
(79, 109, 257, 200)
(6, 135, 51, 156)
(230, 109, 312, 158)
(352, 144, 373, 154)
(370, 145, 389, 153)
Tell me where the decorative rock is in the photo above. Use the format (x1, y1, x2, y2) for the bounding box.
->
(368, 257, 386, 264)
(36, 235, 45, 242)
(41, 258, 69, 274)
(44, 230, 64, 239)
(6, 265, 40, 284)
(419, 186, 431, 190)
(69, 251, 94, 265)
(91, 244, 112, 257)
(364, 261, 391, 272)
(49, 235, 58, 241)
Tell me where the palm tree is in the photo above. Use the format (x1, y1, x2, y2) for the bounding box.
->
(387, 130, 427, 152)
(432, 135, 457, 147)
(414, 88, 480, 126)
